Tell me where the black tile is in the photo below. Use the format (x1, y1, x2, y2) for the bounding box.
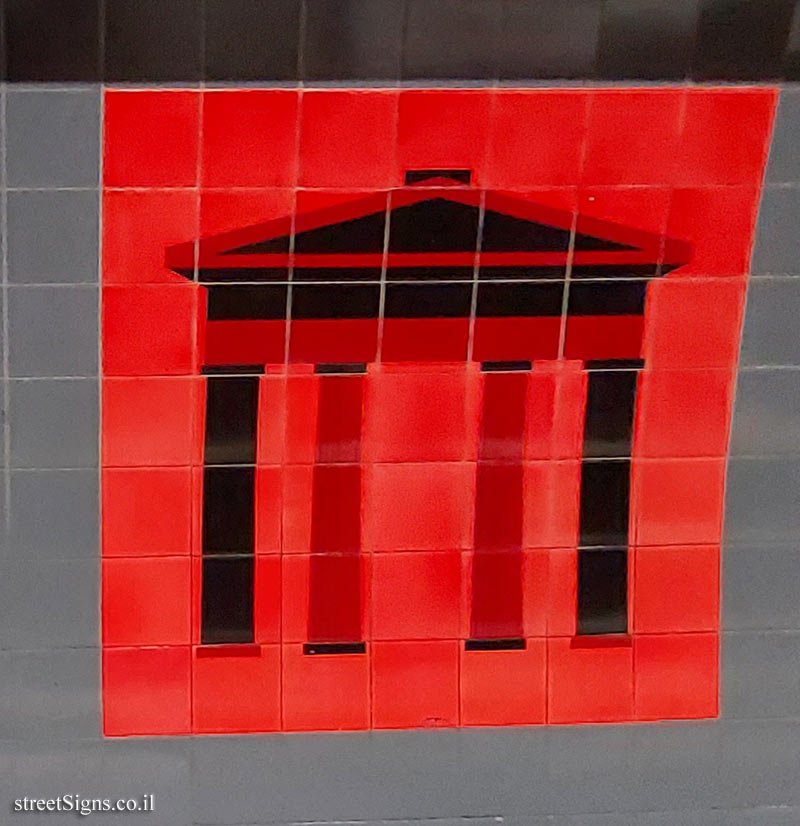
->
(202, 466, 255, 554)
(579, 460, 630, 548)
(294, 211, 386, 255)
(201, 556, 254, 645)
(304, 642, 366, 655)
(567, 281, 647, 316)
(205, 0, 301, 81)
(481, 209, 571, 253)
(389, 199, 479, 254)
(465, 638, 526, 651)
(480, 360, 532, 372)
(386, 267, 474, 282)
(104, 0, 203, 82)
(294, 268, 381, 283)
(204, 376, 259, 465)
(384, 283, 472, 318)
(302, 0, 403, 80)
(569, 264, 657, 279)
(577, 549, 628, 635)
(314, 363, 368, 374)
(6, 0, 99, 81)
(291, 284, 380, 319)
(206, 285, 287, 320)
(692, 0, 795, 80)
(199, 268, 289, 284)
(402, 0, 502, 79)
(405, 169, 472, 185)
(499, 0, 602, 80)
(476, 282, 564, 317)
(583, 369, 638, 459)
(202, 364, 265, 375)
(479, 266, 565, 281)
(225, 236, 290, 255)
(596, 0, 699, 80)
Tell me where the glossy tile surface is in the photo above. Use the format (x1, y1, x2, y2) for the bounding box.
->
(99, 86, 773, 735)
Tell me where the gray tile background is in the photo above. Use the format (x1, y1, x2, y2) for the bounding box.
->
(0, 82, 799, 826)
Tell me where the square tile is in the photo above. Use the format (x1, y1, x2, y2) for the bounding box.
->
(205, 0, 301, 81)
(766, 88, 800, 183)
(499, 0, 602, 80)
(104, 0, 202, 81)
(751, 187, 800, 275)
(402, 0, 502, 80)
(5, 0, 100, 81)
(0, 558, 98, 648)
(740, 278, 800, 365)
(7, 190, 99, 284)
(8, 379, 98, 469)
(6, 89, 100, 188)
(8, 286, 98, 377)
(8, 469, 98, 558)
(302, 0, 403, 81)
(0, 648, 99, 739)
(724, 545, 800, 631)
(731, 369, 800, 455)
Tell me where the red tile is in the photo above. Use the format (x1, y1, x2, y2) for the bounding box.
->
(461, 639, 546, 726)
(547, 638, 634, 723)
(633, 545, 719, 633)
(666, 187, 761, 277)
(563, 315, 644, 361)
(382, 318, 469, 362)
(254, 555, 282, 643)
(547, 548, 577, 638)
(103, 646, 191, 736)
(103, 557, 191, 646)
(282, 554, 371, 643)
(104, 90, 200, 187)
(582, 90, 684, 186)
(525, 361, 585, 461)
(486, 91, 588, 189)
(289, 319, 378, 364)
(635, 369, 734, 458)
(308, 553, 364, 644)
(102, 467, 191, 557)
(281, 465, 314, 554)
(634, 633, 719, 721)
(102, 377, 201, 467)
(363, 364, 480, 463)
(522, 550, 550, 637)
(200, 188, 296, 236)
(371, 552, 462, 640)
(204, 320, 286, 367)
(372, 641, 459, 729)
(193, 645, 281, 733)
(282, 643, 370, 731)
(632, 458, 726, 547)
(299, 91, 400, 188)
(468, 549, 523, 639)
(577, 186, 671, 241)
(398, 91, 491, 184)
(103, 190, 198, 285)
(679, 90, 776, 186)
(523, 462, 580, 550)
(284, 372, 318, 465)
(472, 317, 561, 363)
(202, 90, 299, 187)
(363, 463, 475, 552)
(103, 284, 198, 376)
(643, 278, 746, 370)
(254, 467, 282, 554)
(256, 375, 288, 465)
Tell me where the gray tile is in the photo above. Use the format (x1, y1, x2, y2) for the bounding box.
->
(0, 648, 99, 739)
(548, 726, 640, 815)
(730, 369, 800, 455)
(7, 469, 98, 559)
(8, 379, 98, 468)
(8, 286, 98, 377)
(0, 558, 98, 649)
(723, 545, 800, 631)
(715, 805, 800, 825)
(751, 187, 800, 275)
(7, 190, 100, 284)
(629, 723, 724, 813)
(6, 88, 100, 188)
(720, 719, 800, 807)
(766, 89, 800, 184)
(723, 458, 800, 546)
(722, 631, 800, 718)
(740, 278, 800, 366)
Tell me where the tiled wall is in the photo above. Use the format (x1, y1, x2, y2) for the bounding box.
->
(2, 2, 800, 825)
